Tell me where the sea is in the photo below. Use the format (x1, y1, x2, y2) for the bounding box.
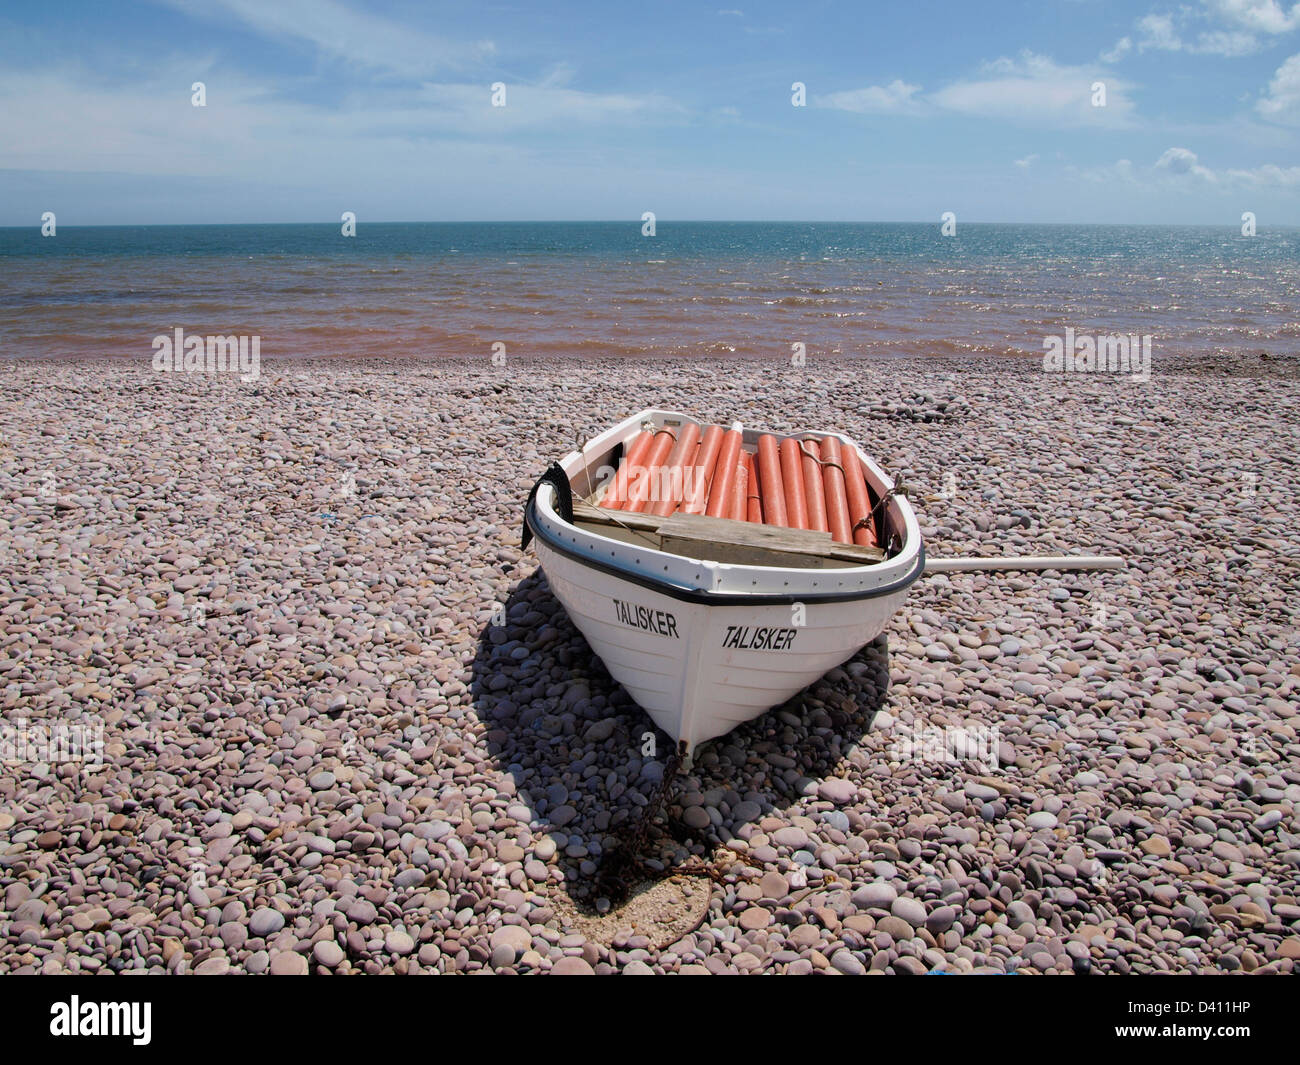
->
(1, 222, 1297, 362)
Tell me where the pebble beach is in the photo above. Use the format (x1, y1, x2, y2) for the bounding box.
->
(1, 354, 1297, 976)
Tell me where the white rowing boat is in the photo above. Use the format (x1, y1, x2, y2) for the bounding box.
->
(522, 408, 925, 756)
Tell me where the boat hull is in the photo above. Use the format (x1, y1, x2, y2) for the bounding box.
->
(533, 532, 912, 753)
(522, 407, 924, 755)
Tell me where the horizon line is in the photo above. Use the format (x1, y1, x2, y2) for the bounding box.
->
(3, 219, 1295, 230)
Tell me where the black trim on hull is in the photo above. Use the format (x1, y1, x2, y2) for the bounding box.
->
(524, 497, 926, 607)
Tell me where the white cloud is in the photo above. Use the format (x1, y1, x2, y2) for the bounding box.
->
(1101, 36, 1133, 62)
(817, 54, 1134, 125)
(1015, 153, 1040, 168)
(0, 63, 256, 175)
(1081, 145, 1299, 187)
(1225, 161, 1300, 183)
(157, 0, 495, 78)
(815, 80, 923, 115)
(1208, 0, 1300, 34)
(1138, 13, 1184, 51)
(1108, 1, 1300, 59)
(0, 61, 685, 179)
(539, 62, 577, 89)
(1194, 29, 1265, 54)
(415, 82, 686, 130)
(1257, 52, 1300, 121)
(1155, 146, 1219, 181)
(928, 53, 1135, 125)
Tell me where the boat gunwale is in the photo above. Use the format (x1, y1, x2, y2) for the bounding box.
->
(526, 491, 927, 606)
(528, 406, 924, 603)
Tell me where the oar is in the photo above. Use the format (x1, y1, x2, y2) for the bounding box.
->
(924, 555, 1124, 574)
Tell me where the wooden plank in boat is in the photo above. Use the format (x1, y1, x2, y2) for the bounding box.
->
(572, 500, 884, 567)
(658, 513, 884, 566)
(573, 500, 663, 533)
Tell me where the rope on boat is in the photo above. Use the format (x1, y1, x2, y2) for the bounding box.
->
(859, 471, 906, 539)
(581, 505, 664, 551)
(795, 439, 845, 476)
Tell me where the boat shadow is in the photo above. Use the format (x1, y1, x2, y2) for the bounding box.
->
(472, 565, 893, 909)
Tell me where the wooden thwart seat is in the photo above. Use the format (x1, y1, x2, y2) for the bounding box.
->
(572, 500, 885, 569)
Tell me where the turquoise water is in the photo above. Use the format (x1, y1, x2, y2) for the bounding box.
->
(2, 222, 1297, 360)
(5, 220, 1298, 262)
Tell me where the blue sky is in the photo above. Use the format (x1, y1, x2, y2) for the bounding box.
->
(1, 0, 1298, 224)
